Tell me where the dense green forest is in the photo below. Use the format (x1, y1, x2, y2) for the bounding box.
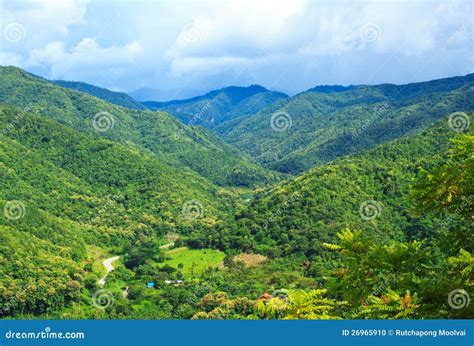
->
(215, 74, 474, 174)
(0, 67, 279, 188)
(52, 80, 147, 110)
(0, 67, 472, 320)
(142, 85, 288, 129)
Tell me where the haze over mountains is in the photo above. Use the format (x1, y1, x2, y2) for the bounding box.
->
(53, 80, 147, 110)
(217, 74, 474, 173)
(52, 69, 474, 175)
(143, 85, 288, 129)
(1, 67, 279, 188)
(1, 65, 472, 320)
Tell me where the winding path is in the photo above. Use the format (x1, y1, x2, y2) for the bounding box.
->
(97, 243, 174, 290)
(160, 242, 175, 249)
(98, 256, 120, 287)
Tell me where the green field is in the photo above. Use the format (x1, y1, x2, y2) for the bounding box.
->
(162, 247, 225, 276)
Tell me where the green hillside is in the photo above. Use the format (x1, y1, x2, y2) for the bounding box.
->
(195, 117, 472, 258)
(173, 116, 472, 319)
(53, 80, 146, 110)
(0, 102, 238, 316)
(106, 117, 471, 320)
(144, 85, 288, 129)
(0, 67, 472, 320)
(0, 67, 279, 188)
(216, 74, 474, 174)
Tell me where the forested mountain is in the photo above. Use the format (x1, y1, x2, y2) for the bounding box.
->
(196, 117, 470, 256)
(0, 103, 240, 316)
(181, 117, 473, 319)
(0, 66, 472, 320)
(305, 85, 356, 93)
(216, 74, 474, 174)
(52, 80, 146, 110)
(0, 67, 278, 187)
(143, 85, 288, 129)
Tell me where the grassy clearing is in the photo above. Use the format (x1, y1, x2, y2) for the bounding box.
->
(162, 247, 225, 276)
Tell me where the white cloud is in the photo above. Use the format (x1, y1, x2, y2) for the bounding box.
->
(24, 38, 143, 79)
(2, 0, 88, 46)
(163, 0, 472, 81)
(167, 0, 309, 59)
(26, 41, 66, 65)
(1, 0, 472, 97)
(0, 52, 24, 66)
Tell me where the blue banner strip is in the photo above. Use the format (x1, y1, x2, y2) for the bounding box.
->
(0, 320, 472, 346)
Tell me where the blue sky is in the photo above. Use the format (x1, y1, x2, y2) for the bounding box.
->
(1, 0, 473, 100)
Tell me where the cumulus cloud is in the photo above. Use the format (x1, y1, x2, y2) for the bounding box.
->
(168, 0, 308, 58)
(1, 0, 472, 98)
(1, 0, 88, 46)
(0, 52, 23, 66)
(23, 38, 143, 80)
